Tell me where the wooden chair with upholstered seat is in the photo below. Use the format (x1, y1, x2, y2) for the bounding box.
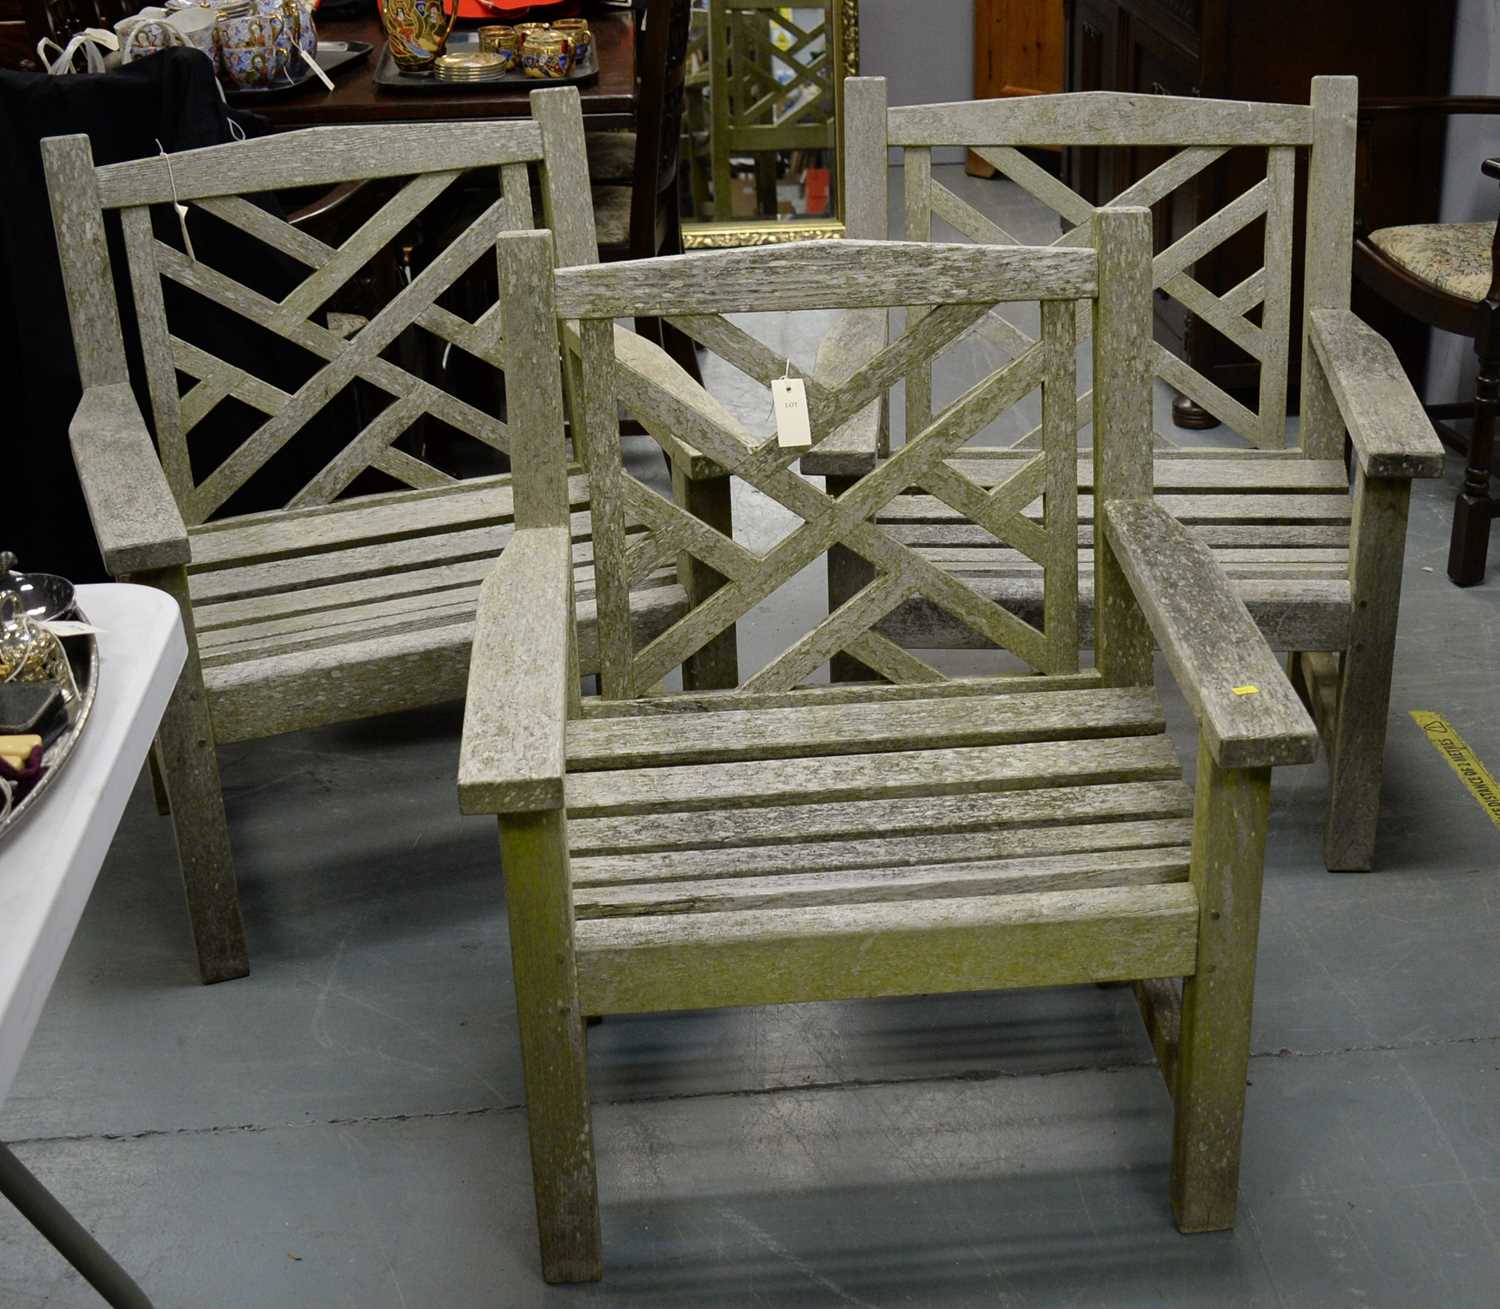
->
(1355, 97, 1500, 586)
(458, 215, 1318, 1282)
(41, 88, 732, 984)
(812, 75, 1446, 874)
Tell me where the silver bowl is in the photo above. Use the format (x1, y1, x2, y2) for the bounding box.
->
(0, 552, 76, 622)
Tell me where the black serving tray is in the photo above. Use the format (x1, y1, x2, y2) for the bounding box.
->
(223, 39, 373, 101)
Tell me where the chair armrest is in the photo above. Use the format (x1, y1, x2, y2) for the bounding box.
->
(1103, 499, 1319, 771)
(457, 526, 575, 816)
(69, 384, 189, 575)
(801, 308, 885, 479)
(1308, 309, 1445, 480)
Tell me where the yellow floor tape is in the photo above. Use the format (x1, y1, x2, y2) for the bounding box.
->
(1410, 712, 1500, 831)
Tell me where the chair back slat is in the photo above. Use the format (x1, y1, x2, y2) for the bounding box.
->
(1299, 76, 1360, 461)
(884, 92, 1315, 149)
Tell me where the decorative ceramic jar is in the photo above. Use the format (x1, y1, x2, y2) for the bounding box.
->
(379, 0, 455, 72)
(477, 23, 517, 69)
(551, 17, 590, 65)
(214, 0, 310, 86)
(520, 27, 571, 79)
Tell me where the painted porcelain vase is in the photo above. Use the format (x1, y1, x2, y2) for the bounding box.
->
(381, 0, 456, 72)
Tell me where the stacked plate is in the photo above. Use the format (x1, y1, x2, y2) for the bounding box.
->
(434, 51, 508, 82)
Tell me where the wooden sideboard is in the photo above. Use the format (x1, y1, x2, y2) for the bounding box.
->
(1064, 0, 1455, 422)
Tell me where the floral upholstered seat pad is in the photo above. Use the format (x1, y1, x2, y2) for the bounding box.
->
(1369, 222, 1495, 303)
(584, 131, 636, 183)
(591, 184, 633, 247)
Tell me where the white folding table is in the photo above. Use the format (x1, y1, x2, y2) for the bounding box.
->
(0, 583, 185, 1309)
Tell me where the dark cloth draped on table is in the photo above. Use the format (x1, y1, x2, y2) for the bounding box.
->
(1, 48, 352, 582)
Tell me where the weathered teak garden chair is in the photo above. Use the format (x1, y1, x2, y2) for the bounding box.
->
(41, 89, 727, 984)
(810, 75, 1446, 873)
(458, 215, 1318, 1282)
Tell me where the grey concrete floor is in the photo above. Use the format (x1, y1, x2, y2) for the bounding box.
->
(4, 167, 1500, 1307)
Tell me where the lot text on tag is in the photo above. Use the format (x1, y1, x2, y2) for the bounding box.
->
(772, 377, 812, 448)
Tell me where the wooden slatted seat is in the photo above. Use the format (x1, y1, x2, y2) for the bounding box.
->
(810, 76, 1447, 873)
(458, 220, 1320, 1283)
(563, 686, 1193, 951)
(875, 450, 1353, 651)
(42, 89, 730, 983)
(180, 472, 686, 741)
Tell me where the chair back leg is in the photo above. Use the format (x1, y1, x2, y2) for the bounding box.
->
(1449, 300, 1500, 585)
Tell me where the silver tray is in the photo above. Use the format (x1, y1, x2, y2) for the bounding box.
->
(0, 606, 100, 846)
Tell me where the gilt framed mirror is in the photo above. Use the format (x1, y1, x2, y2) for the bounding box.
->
(680, 0, 858, 247)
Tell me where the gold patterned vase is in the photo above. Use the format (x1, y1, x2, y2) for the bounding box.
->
(380, 0, 455, 73)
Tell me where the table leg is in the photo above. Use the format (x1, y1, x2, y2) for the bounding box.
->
(0, 1141, 155, 1308)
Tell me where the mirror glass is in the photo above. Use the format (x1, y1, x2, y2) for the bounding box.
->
(681, 1, 854, 246)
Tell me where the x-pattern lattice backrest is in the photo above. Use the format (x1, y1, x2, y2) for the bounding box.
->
(506, 235, 1120, 701)
(861, 82, 1321, 452)
(46, 116, 588, 526)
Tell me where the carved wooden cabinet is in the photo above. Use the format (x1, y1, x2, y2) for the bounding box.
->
(1064, 0, 1455, 417)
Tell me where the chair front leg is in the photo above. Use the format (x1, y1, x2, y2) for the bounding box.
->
(1171, 740, 1271, 1232)
(499, 807, 601, 1284)
(1324, 469, 1411, 872)
(134, 564, 249, 985)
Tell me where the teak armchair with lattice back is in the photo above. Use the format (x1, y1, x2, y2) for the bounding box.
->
(457, 216, 1318, 1283)
(40, 88, 732, 985)
(811, 75, 1446, 874)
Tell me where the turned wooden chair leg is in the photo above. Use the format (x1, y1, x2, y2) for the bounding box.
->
(1171, 743, 1270, 1232)
(499, 809, 601, 1284)
(1449, 301, 1499, 587)
(139, 566, 249, 985)
(1324, 471, 1411, 872)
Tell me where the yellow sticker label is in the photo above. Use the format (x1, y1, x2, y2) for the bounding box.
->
(1410, 711, 1500, 830)
(1231, 685, 1259, 696)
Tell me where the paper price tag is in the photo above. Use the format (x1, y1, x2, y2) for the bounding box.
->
(772, 376, 811, 448)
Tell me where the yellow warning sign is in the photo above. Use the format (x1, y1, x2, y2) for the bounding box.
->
(1410, 712, 1500, 831)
